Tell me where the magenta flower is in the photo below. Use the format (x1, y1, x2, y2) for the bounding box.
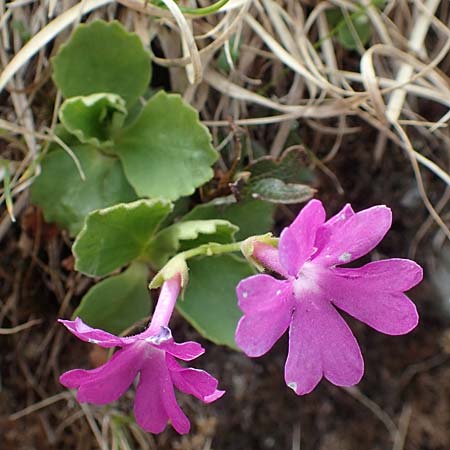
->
(60, 276, 224, 434)
(235, 200, 422, 395)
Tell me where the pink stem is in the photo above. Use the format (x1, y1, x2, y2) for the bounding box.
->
(146, 274, 181, 335)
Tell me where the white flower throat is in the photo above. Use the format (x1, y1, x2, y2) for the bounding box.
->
(292, 262, 321, 299)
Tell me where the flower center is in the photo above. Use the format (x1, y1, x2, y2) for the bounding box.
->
(292, 262, 321, 300)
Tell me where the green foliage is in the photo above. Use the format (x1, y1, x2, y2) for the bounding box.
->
(233, 147, 315, 204)
(74, 262, 150, 335)
(59, 93, 127, 146)
(34, 21, 220, 236)
(112, 91, 217, 200)
(73, 199, 172, 277)
(31, 146, 136, 236)
(34, 90, 218, 232)
(146, 219, 238, 267)
(0, 159, 14, 221)
(326, 7, 373, 50)
(248, 178, 315, 204)
(178, 254, 254, 348)
(245, 147, 313, 184)
(183, 197, 275, 240)
(12, 20, 31, 42)
(217, 36, 241, 72)
(52, 20, 151, 105)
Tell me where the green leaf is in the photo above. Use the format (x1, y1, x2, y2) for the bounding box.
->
(59, 93, 127, 146)
(247, 147, 314, 184)
(217, 36, 241, 72)
(113, 91, 217, 200)
(74, 262, 150, 335)
(52, 20, 151, 105)
(178, 254, 254, 348)
(233, 147, 315, 204)
(326, 8, 372, 50)
(48, 124, 82, 151)
(30, 146, 136, 236)
(74, 199, 172, 277)
(0, 160, 15, 221)
(158, 196, 192, 228)
(248, 178, 315, 204)
(146, 219, 238, 268)
(338, 13, 372, 50)
(183, 196, 275, 240)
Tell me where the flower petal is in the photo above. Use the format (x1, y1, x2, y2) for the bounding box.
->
(134, 351, 190, 434)
(324, 203, 355, 228)
(314, 204, 355, 254)
(279, 199, 326, 276)
(322, 260, 421, 334)
(236, 274, 293, 314)
(158, 339, 205, 361)
(331, 259, 423, 292)
(285, 295, 363, 395)
(235, 292, 293, 357)
(313, 205, 392, 267)
(59, 317, 126, 348)
(60, 346, 141, 404)
(166, 355, 225, 403)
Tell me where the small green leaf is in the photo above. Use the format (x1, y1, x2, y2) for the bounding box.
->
(74, 199, 172, 277)
(113, 91, 217, 200)
(247, 147, 314, 184)
(183, 196, 275, 240)
(217, 36, 241, 72)
(12, 20, 31, 42)
(74, 262, 150, 335)
(59, 93, 127, 146)
(52, 20, 151, 105)
(146, 219, 238, 268)
(338, 14, 372, 50)
(326, 8, 372, 51)
(178, 254, 254, 348)
(248, 178, 315, 204)
(30, 146, 136, 236)
(232, 148, 315, 204)
(0, 160, 15, 221)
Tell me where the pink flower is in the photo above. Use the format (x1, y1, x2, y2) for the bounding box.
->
(235, 200, 422, 395)
(60, 276, 224, 434)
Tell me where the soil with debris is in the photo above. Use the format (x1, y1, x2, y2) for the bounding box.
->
(1, 129, 449, 450)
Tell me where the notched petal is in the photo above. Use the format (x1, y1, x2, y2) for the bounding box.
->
(284, 296, 364, 395)
(59, 317, 127, 348)
(167, 355, 225, 404)
(278, 199, 326, 276)
(135, 355, 190, 435)
(323, 261, 421, 335)
(158, 339, 205, 361)
(313, 205, 392, 267)
(61, 347, 141, 405)
(235, 303, 292, 357)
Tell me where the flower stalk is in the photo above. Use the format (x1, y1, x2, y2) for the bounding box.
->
(147, 274, 181, 335)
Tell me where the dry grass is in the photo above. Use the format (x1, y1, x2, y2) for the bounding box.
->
(1, 1, 450, 449)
